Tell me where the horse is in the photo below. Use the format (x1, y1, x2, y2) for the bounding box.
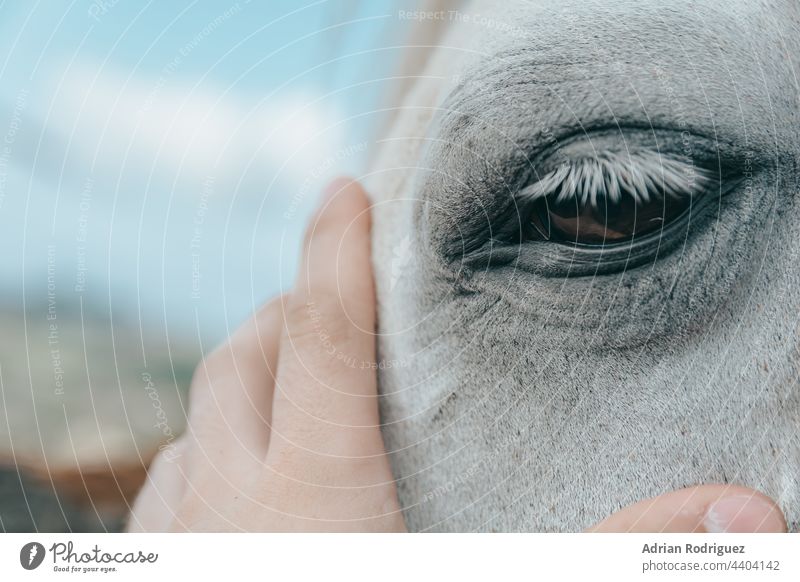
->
(367, 0, 800, 531)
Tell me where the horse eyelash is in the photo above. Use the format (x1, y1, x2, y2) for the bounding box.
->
(518, 151, 717, 209)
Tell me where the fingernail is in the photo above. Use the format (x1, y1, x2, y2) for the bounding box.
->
(704, 495, 787, 533)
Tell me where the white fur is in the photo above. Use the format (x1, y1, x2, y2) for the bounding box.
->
(368, 0, 800, 531)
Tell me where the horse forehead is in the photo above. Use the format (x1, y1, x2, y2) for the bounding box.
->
(467, 0, 781, 21)
(421, 0, 794, 61)
(397, 0, 795, 114)
(373, 0, 796, 176)
(368, 0, 797, 206)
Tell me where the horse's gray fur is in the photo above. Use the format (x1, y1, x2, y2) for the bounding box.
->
(367, 0, 800, 531)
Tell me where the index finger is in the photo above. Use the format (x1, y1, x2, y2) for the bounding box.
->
(268, 178, 384, 459)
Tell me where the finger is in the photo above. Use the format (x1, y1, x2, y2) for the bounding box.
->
(587, 485, 788, 533)
(127, 440, 189, 532)
(269, 178, 383, 460)
(187, 295, 284, 475)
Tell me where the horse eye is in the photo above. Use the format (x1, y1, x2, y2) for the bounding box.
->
(521, 152, 712, 247)
(529, 193, 692, 245)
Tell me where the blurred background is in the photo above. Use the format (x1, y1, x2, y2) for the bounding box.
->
(0, 0, 410, 531)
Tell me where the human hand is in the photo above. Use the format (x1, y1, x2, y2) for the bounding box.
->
(588, 484, 787, 532)
(128, 177, 787, 534)
(128, 178, 405, 531)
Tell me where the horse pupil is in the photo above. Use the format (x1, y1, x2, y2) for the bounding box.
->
(531, 194, 691, 245)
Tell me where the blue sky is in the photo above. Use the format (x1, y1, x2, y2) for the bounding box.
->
(0, 0, 406, 343)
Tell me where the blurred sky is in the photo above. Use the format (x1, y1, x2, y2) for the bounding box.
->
(0, 0, 405, 344)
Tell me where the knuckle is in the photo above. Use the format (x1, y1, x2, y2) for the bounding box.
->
(150, 435, 189, 469)
(265, 441, 327, 483)
(191, 344, 231, 388)
(265, 439, 381, 490)
(284, 295, 351, 351)
(265, 439, 308, 471)
(283, 296, 315, 334)
(254, 294, 285, 328)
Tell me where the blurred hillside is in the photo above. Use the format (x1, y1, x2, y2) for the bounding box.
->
(0, 305, 197, 531)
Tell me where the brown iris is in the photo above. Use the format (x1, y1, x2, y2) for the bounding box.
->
(530, 193, 692, 245)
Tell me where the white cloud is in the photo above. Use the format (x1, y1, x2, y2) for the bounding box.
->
(45, 60, 343, 195)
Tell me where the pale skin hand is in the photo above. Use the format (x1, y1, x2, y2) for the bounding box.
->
(128, 179, 788, 533)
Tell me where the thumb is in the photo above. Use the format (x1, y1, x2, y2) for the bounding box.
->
(587, 485, 787, 533)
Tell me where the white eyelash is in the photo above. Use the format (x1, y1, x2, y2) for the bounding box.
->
(521, 151, 715, 208)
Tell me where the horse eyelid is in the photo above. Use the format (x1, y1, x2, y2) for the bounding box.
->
(516, 150, 717, 209)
